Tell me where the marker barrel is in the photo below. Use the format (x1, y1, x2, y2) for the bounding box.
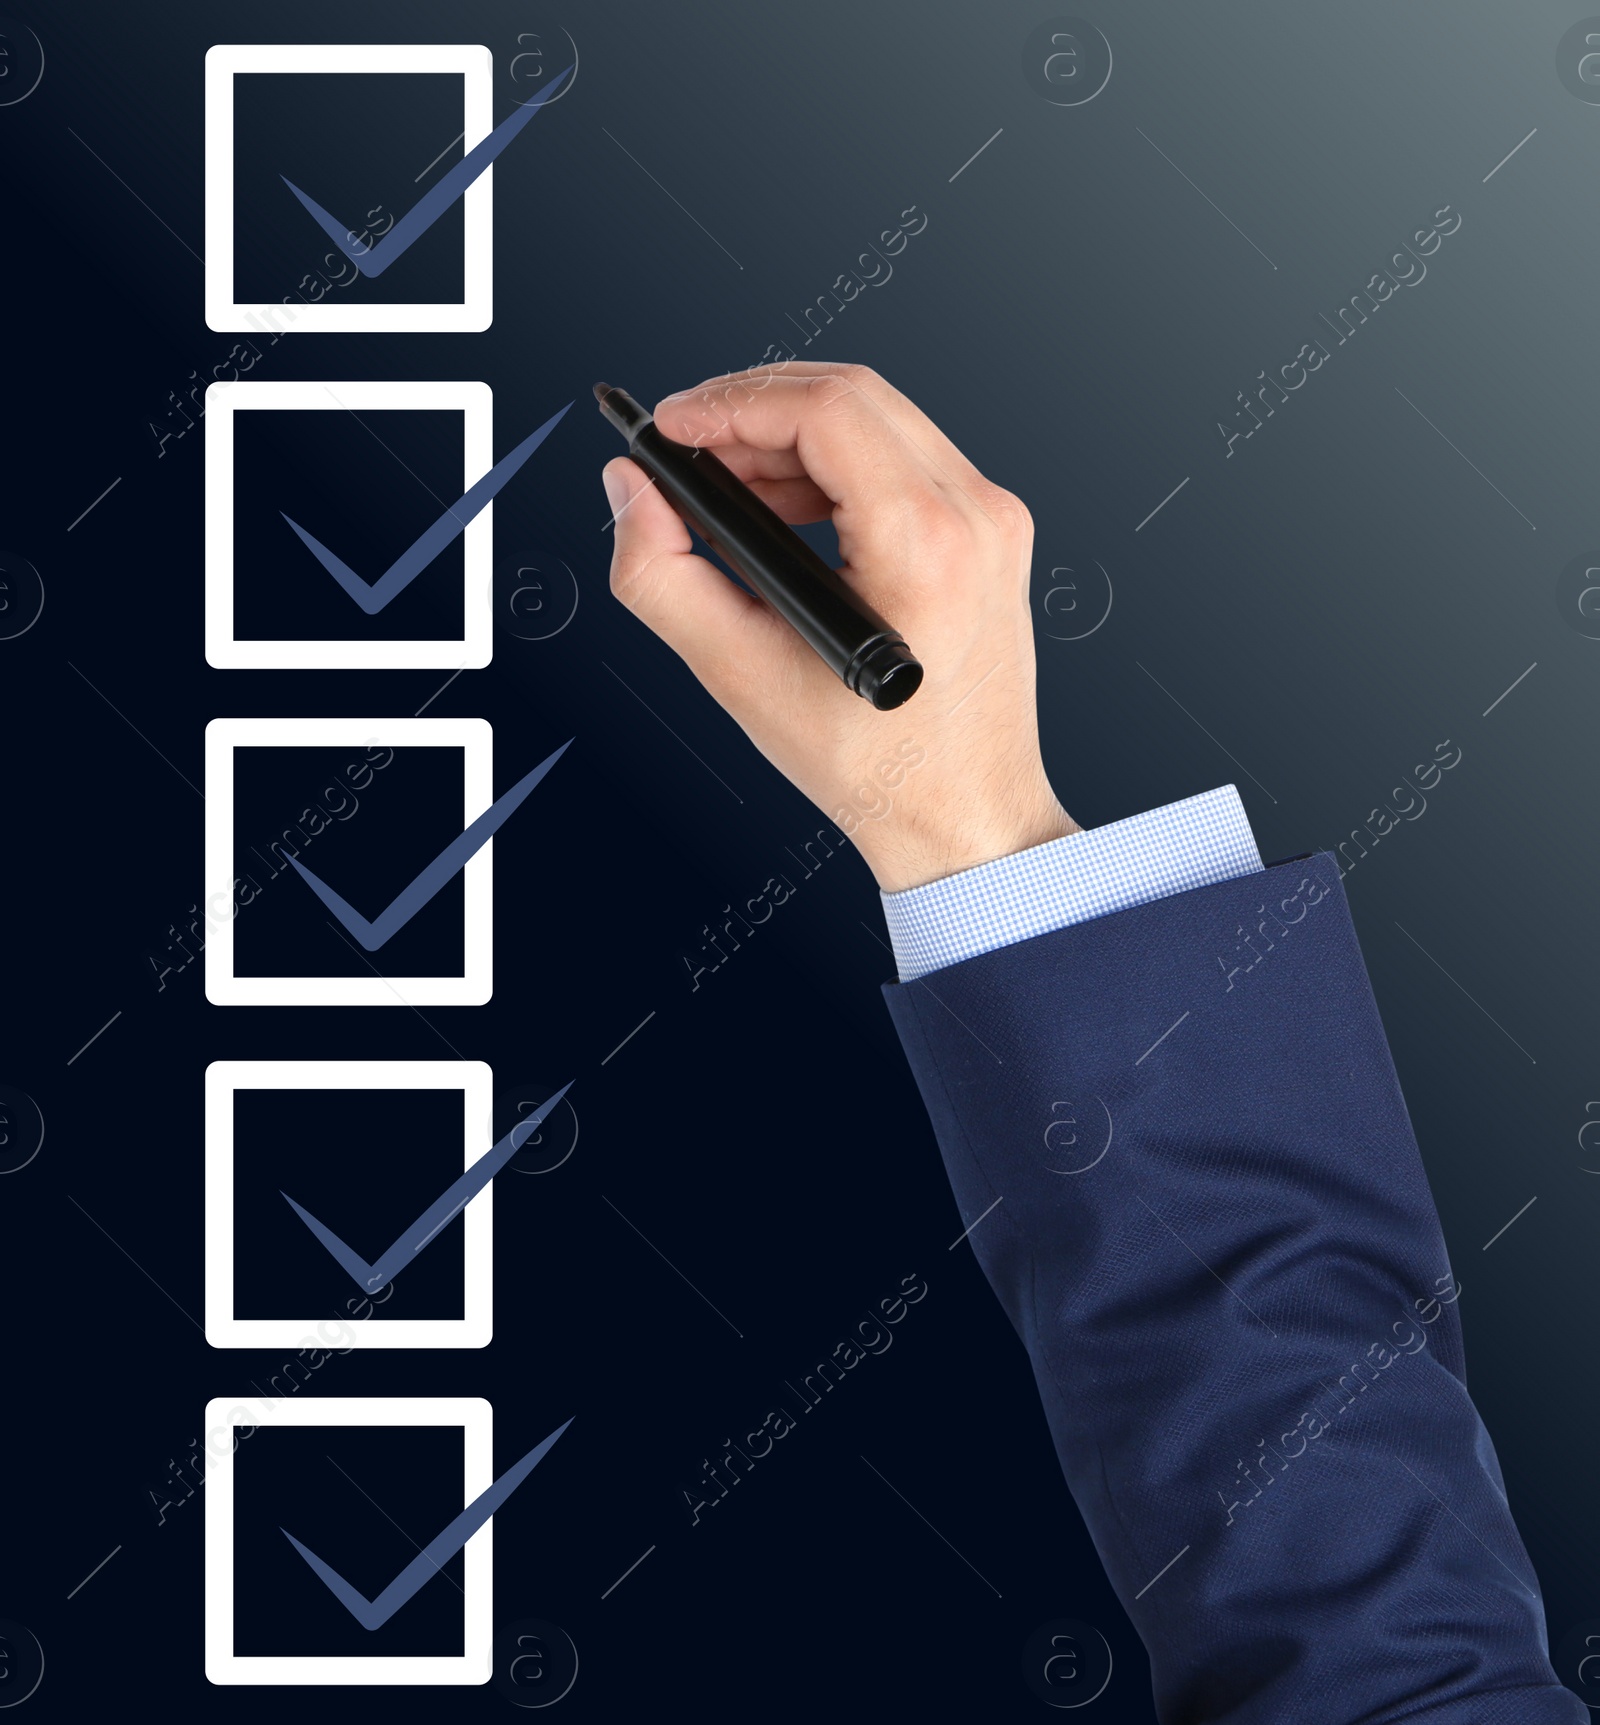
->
(596, 385, 923, 710)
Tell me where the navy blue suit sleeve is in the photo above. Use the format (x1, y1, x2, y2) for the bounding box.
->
(883, 854, 1579, 1724)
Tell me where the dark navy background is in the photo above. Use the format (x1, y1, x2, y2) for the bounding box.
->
(1, 1, 1597, 1718)
(234, 1424, 468, 1657)
(233, 71, 467, 305)
(232, 410, 468, 642)
(231, 1087, 467, 1319)
(231, 744, 468, 977)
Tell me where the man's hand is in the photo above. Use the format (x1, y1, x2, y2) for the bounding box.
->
(602, 362, 1078, 892)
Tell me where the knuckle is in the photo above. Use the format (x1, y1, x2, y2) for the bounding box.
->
(808, 370, 863, 413)
(818, 363, 890, 407)
(979, 482, 1033, 541)
(608, 547, 663, 611)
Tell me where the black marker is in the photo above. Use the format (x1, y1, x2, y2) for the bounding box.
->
(595, 383, 923, 710)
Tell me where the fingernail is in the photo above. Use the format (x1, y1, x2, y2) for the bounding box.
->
(602, 463, 633, 517)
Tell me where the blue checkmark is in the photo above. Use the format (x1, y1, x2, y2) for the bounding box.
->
(281, 1082, 571, 1292)
(288, 739, 570, 951)
(280, 402, 571, 615)
(281, 65, 572, 279)
(283, 1418, 572, 1631)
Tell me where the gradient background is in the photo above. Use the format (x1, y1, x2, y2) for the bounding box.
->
(1, 1, 1597, 1716)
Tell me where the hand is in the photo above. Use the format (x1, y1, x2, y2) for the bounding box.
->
(602, 362, 1078, 892)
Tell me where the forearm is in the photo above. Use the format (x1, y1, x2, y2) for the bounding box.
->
(884, 854, 1579, 1723)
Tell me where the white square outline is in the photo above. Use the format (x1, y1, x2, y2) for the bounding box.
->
(204, 717, 494, 1007)
(204, 380, 495, 671)
(205, 44, 493, 333)
(205, 1060, 495, 1349)
(204, 1395, 493, 1685)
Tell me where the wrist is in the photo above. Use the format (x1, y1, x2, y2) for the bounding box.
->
(865, 791, 1080, 893)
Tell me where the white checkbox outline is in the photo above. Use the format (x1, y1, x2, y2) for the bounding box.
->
(205, 379, 495, 671)
(205, 1061, 495, 1350)
(204, 1395, 493, 1685)
(204, 717, 494, 1007)
(205, 44, 493, 333)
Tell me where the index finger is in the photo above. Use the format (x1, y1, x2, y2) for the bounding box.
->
(650, 367, 981, 576)
(662, 362, 988, 494)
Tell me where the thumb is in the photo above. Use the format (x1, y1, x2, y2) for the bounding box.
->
(603, 456, 793, 700)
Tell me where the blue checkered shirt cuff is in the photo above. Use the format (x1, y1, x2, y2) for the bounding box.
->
(881, 785, 1264, 981)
